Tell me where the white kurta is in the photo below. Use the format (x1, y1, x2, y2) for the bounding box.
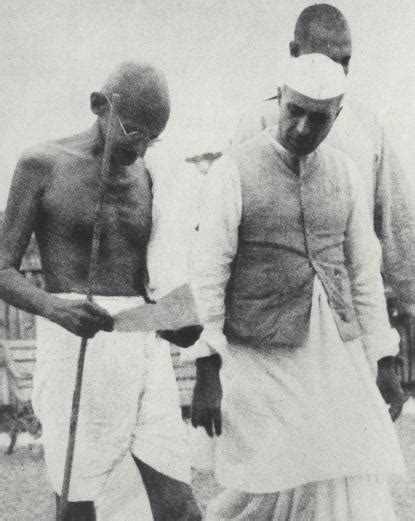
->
(189, 136, 405, 497)
(215, 277, 405, 493)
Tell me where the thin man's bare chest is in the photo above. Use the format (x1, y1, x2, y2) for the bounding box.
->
(40, 161, 152, 243)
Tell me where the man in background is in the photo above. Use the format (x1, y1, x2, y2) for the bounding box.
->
(231, 3, 415, 418)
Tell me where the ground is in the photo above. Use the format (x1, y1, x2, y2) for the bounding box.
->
(0, 413, 414, 520)
(390, 413, 415, 520)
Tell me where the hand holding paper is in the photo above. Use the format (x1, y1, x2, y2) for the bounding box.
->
(158, 326, 203, 347)
(113, 284, 201, 332)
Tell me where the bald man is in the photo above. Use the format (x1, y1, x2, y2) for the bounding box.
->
(232, 3, 415, 418)
(0, 62, 201, 520)
(192, 54, 404, 520)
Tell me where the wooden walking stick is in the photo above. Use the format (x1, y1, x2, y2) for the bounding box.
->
(57, 93, 121, 521)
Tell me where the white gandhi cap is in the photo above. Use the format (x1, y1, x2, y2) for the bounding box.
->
(283, 53, 346, 100)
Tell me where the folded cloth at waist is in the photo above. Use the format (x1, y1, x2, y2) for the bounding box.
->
(32, 294, 190, 501)
(57, 292, 146, 313)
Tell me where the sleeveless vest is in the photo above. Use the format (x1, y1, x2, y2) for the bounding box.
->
(224, 131, 362, 347)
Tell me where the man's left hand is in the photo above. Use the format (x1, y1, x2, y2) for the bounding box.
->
(191, 354, 222, 437)
(377, 356, 406, 421)
(158, 325, 203, 347)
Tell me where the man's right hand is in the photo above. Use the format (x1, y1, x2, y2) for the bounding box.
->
(191, 354, 222, 437)
(50, 299, 114, 338)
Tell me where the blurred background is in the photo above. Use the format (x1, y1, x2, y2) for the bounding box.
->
(0, 0, 414, 207)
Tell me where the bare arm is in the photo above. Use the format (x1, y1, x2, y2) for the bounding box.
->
(0, 151, 57, 316)
(0, 151, 113, 337)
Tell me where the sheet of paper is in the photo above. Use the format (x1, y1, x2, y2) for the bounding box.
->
(113, 284, 201, 332)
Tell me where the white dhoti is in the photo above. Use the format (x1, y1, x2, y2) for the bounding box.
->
(32, 295, 190, 515)
(206, 475, 397, 520)
(207, 278, 405, 519)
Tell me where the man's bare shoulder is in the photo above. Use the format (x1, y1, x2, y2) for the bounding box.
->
(11, 142, 61, 192)
(17, 141, 58, 171)
(16, 130, 95, 177)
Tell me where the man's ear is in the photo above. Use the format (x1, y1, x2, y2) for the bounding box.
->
(289, 40, 300, 57)
(90, 92, 109, 116)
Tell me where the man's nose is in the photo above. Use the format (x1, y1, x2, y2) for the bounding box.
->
(295, 116, 311, 136)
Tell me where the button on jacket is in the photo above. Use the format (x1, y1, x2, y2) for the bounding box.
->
(234, 97, 415, 316)
(191, 128, 398, 362)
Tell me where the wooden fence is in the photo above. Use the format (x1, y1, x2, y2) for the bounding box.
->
(0, 246, 197, 407)
(0, 249, 41, 406)
(1, 257, 415, 407)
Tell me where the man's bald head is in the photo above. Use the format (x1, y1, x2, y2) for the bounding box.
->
(290, 4, 352, 74)
(100, 61, 170, 136)
(90, 61, 170, 165)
